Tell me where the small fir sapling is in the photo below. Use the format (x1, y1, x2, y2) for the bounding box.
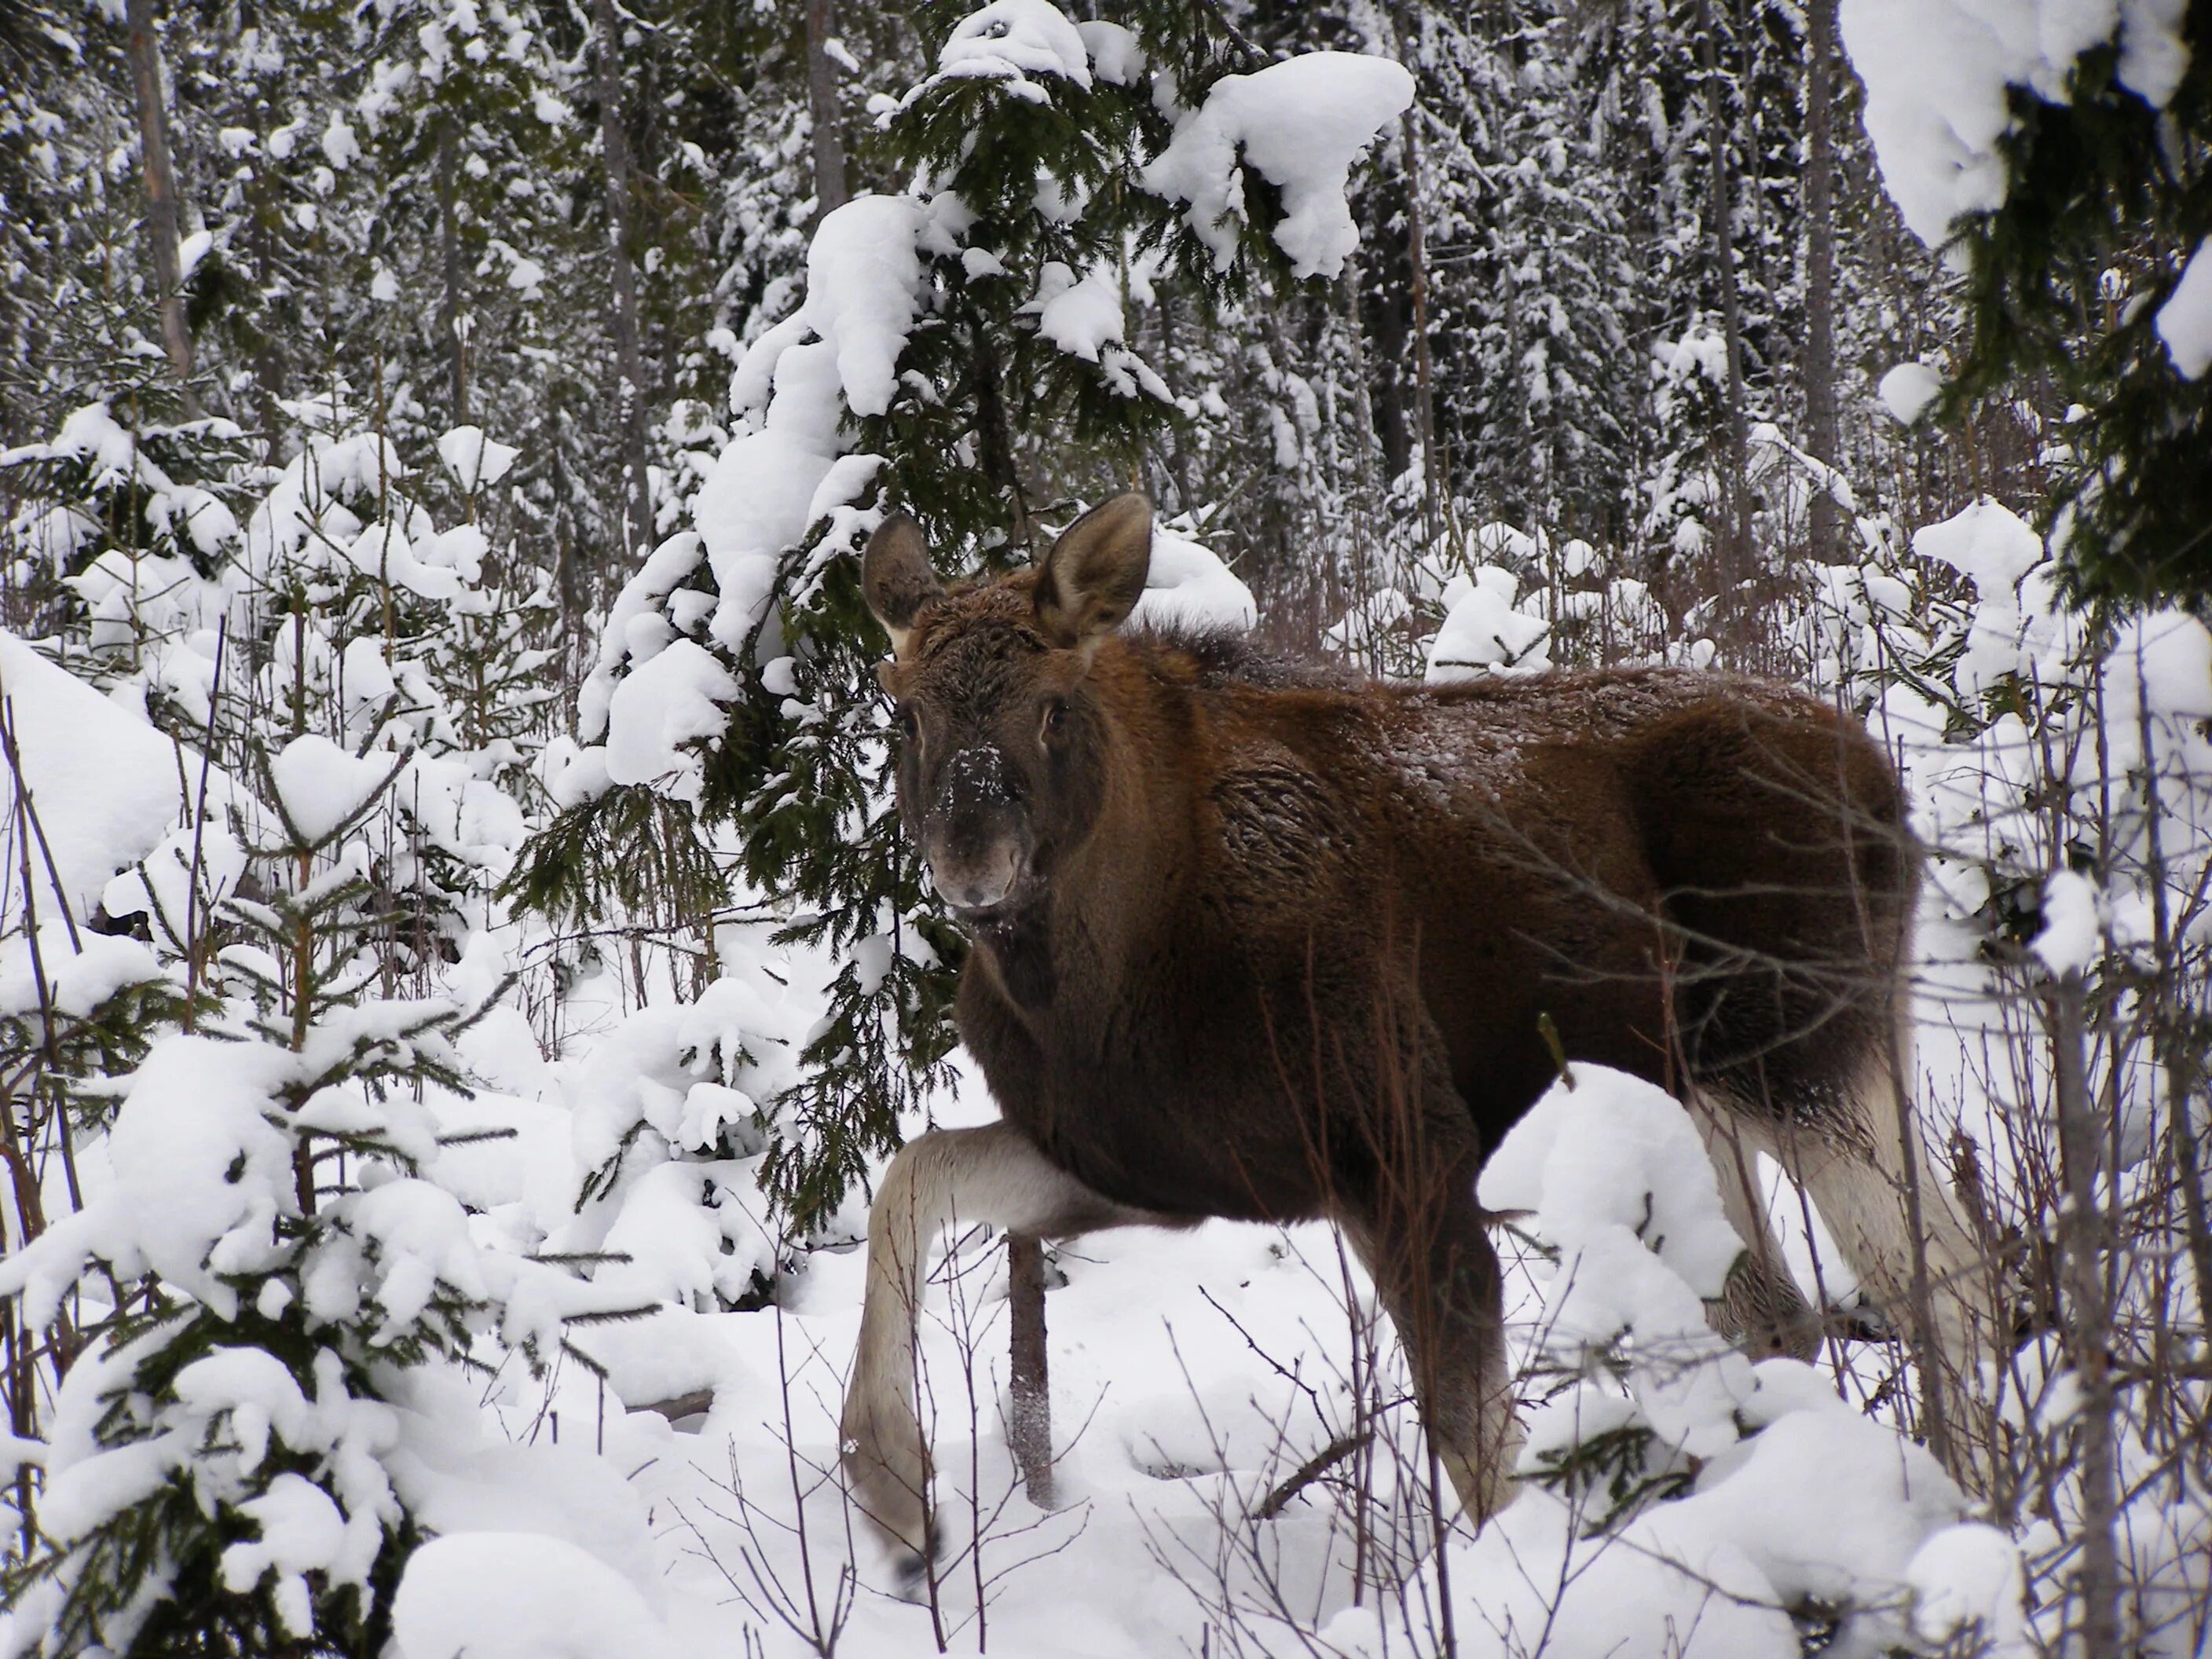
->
(0, 412, 619, 1656)
(0, 727, 649, 1657)
(0, 401, 248, 727)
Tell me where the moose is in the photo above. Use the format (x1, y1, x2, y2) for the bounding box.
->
(841, 493, 1996, 1573)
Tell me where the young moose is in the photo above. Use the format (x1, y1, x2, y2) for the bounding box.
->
(843, 495, 1996, 1572)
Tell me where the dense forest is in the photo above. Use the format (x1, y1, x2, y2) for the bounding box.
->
(2, 0, 2209, 1653)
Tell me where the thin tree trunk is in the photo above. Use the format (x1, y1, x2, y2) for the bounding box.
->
(437, 114, 469, 423)
(2051, 972, 2121, 1657)
(973, 314, 1031, 555)
(806, 0, 849, 223)
(1697, 0, 1754, 585)
(123, 0, 196, 408)
(1007, 1233, 1052, 1507)
(1401, 110, 1443, 548)
(1392, 0, 1443, 548)
(1157, 287, 1196, 515)
(591, 0, 654, 563)
(1803, 0, 1840, 561)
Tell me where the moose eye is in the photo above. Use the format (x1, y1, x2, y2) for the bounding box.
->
(1042, 698, 1070, 742)
(894, 705, 919, 741)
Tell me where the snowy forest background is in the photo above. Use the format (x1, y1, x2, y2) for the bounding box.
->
(2, 0, 2210, 1653)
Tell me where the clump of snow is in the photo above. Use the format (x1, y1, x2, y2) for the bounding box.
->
(599, 639, 743, 800)
(1141, 52, 1415, 279)
(1484, 1065, 1754, 1464)
(103, 818, 251, 950)
(1424, 566, 1552, 680)
(269, 733, 398, 844)
(2031, 868, 2103, 976)
(584, 195, 922, 800)
(789, 195, 927, 422)
(394, 1533, 681, 1659)
(934, 0, 1091, 96)
(0, 1037, 301, 1324)
(1907, 1522, 2029, 1649)
(1635, 1388, 1971, 1652)
(1841, 0, 2192, 245)
(1075, 19, 1144, 86)
(219, 1473, 350, 1633)
(1878, 360, 1943, 423)
(2155, 237, 2212, 379)
(1127, 519, 1256, 633)
(320, 113, 360, 170)
(1023, 260, 1124, 361)
(344, 519, 464, 602)
(437, 423, 520, 492)
(1912, 497, 2053, 697)
(0, 923, 163, 1017)
(0, 632, 236, 925)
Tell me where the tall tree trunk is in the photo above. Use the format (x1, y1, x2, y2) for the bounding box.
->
(1697, 0, 1754, 587)
(437, 113, 469, 424)
(1401, 106, 1444, 548)
(1007, 1234, 1052, 1507)
(2051, 972, 2121, 1656)
(591, 0, 654, 563)
(806, 0, 849, 223)
(123, 0, 196, 408)
(1803, 0, 1840, 561)
(1393, 4, 1443, 547)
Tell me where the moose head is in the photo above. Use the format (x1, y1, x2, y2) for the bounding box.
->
(861, 494, 1152, 928)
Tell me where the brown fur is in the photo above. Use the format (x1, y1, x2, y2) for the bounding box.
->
(840, 497, 1989, 1572)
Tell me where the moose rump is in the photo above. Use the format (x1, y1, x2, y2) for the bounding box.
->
(840, 494, 1993, 1574)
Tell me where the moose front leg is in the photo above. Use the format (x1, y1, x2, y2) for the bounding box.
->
(841, 1120, 1159, 1573)
(1342, 1157, 1522, 1529)
(1331, 1019, 1523, 1533)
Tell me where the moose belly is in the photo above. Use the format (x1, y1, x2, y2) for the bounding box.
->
(967, 1024, 1331, 1225)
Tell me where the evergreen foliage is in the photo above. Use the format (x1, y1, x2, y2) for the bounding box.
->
(1947, 8, 2212, 606)
(1, 745, 540, 1654)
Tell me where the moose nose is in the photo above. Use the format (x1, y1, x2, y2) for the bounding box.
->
(935, 843, 1022, 914)
(925, 745, 1027, 914)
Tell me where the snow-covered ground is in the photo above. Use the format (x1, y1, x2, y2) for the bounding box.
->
(369, 1046, 2011, 1659)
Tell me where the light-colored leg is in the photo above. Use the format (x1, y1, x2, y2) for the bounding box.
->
(840, 1121, 1163, 1571)
(1748, 1056, 2000, 1497)
(1690, 1090, 1823, 1361)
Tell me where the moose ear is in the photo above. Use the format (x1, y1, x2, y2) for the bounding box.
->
(862, 513, 944, 657)
(1035, 493, 1152, 653)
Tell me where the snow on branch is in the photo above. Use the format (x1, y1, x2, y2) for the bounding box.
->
(1840, 0, 2192, 246)
(1140, 52, 1415, 279)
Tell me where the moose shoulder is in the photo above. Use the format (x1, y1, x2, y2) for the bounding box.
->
(840, 494, 1996, 1574)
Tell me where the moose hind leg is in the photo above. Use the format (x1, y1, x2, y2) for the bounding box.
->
(1777, 1057, 2001, 1496)
(1342, 1155, 1521, 1529)
(1690, 1091, 1823, 1362)
(842, 1120, 1165, 1573)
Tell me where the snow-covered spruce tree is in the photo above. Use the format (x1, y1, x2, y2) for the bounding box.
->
(0, 714, 641, 1654)
(222, 402, 555, 983)
(522, 1, 1413, 1230)
(0, 398, 595, 1653)
(3, 392, 555, 984)
(1845, 0, 2210, 606)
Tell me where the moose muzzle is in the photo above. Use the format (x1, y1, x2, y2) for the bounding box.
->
(922, 744, 1031, 917)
